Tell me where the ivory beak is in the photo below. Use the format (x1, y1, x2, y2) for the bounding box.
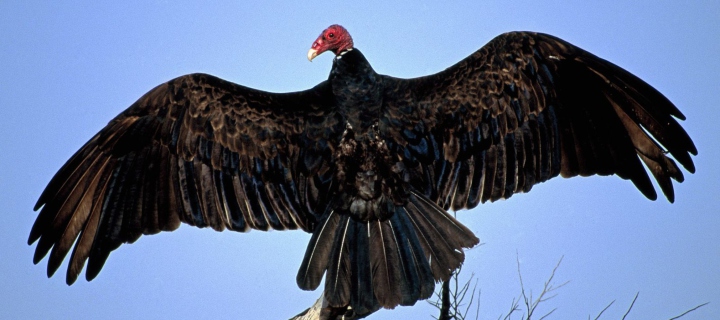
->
(307, 48, 319, 62)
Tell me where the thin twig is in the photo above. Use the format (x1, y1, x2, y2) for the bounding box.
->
(668, 302, 709, 320)
(501, 297, 521, 320)
(516, 254, 568, 320)
(620, 292, 639, 320)
(537, 307, 557, 320)
(592, 300, 615, 320)
(474, 289, 481, 320)
(462, 278, 479, 320)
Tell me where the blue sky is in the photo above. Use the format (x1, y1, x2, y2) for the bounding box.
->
(1, 1, 718, 319)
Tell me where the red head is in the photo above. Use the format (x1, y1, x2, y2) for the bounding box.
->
(307, 24, 354, 61)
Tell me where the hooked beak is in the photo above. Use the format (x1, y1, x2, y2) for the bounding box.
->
(307, 48, 319, 62)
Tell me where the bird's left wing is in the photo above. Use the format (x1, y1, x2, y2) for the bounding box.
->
(380, 32, 696, 211)
(29, 73, 342, 284)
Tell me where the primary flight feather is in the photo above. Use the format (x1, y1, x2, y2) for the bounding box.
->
(29, 24, 696, 314)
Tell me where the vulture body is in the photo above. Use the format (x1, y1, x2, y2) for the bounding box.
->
(29, 25, 696, 314)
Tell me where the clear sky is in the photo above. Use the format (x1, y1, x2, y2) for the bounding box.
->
(1, 1, 718, 319)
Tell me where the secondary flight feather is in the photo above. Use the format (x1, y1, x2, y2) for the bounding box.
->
(29, 24, 696, 314)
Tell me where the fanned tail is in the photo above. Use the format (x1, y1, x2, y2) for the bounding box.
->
(296, 191, 479, 311)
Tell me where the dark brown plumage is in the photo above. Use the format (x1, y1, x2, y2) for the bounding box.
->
(29, 25, 696, 314)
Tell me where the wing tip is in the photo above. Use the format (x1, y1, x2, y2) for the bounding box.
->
(32, 246, 49, 265)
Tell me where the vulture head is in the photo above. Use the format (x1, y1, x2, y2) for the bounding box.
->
(307, 24, 354, 61)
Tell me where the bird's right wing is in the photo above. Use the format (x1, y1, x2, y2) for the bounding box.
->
(29, 73, 343, 285)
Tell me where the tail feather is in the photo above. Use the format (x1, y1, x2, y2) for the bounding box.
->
(324, 215, 352, 307)
(388, 206, 436, 303)
(404, 191, 479, 280)
(368, 220, 403, 308)
(296, 191, 479, 311)
(296, 210, 341, 290)
(349, 220, 377, 314)
(404, 202, 459, 280)
(408, 192, 479, 249)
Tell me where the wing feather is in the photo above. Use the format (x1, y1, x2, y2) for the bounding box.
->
(382, 32, 695, 208)
(30, 73, 340, 284)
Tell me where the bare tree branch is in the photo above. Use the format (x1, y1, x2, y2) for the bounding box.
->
(592, 299, 615, 320)
(668, 302, 709, 320)
(517, 254, 568, 320)
(440, 279, 451, 320)
(293, 254, 707, 320)
(620, 292, 639, 320)
(500, 297, 521, 320)
(588, 294, 707, 320)
(291, 296, 325, 320)
(432, 265, 481, 320)
(290, 294, 375, 320)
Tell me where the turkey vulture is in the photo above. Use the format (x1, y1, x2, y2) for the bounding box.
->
(29, 24, 696, 314)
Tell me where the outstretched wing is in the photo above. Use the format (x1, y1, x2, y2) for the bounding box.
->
(381, 32, 696, 211)
(29, 73, 343, 284)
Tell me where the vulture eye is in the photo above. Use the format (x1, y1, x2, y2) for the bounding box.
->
(328, 32, 335, 38)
